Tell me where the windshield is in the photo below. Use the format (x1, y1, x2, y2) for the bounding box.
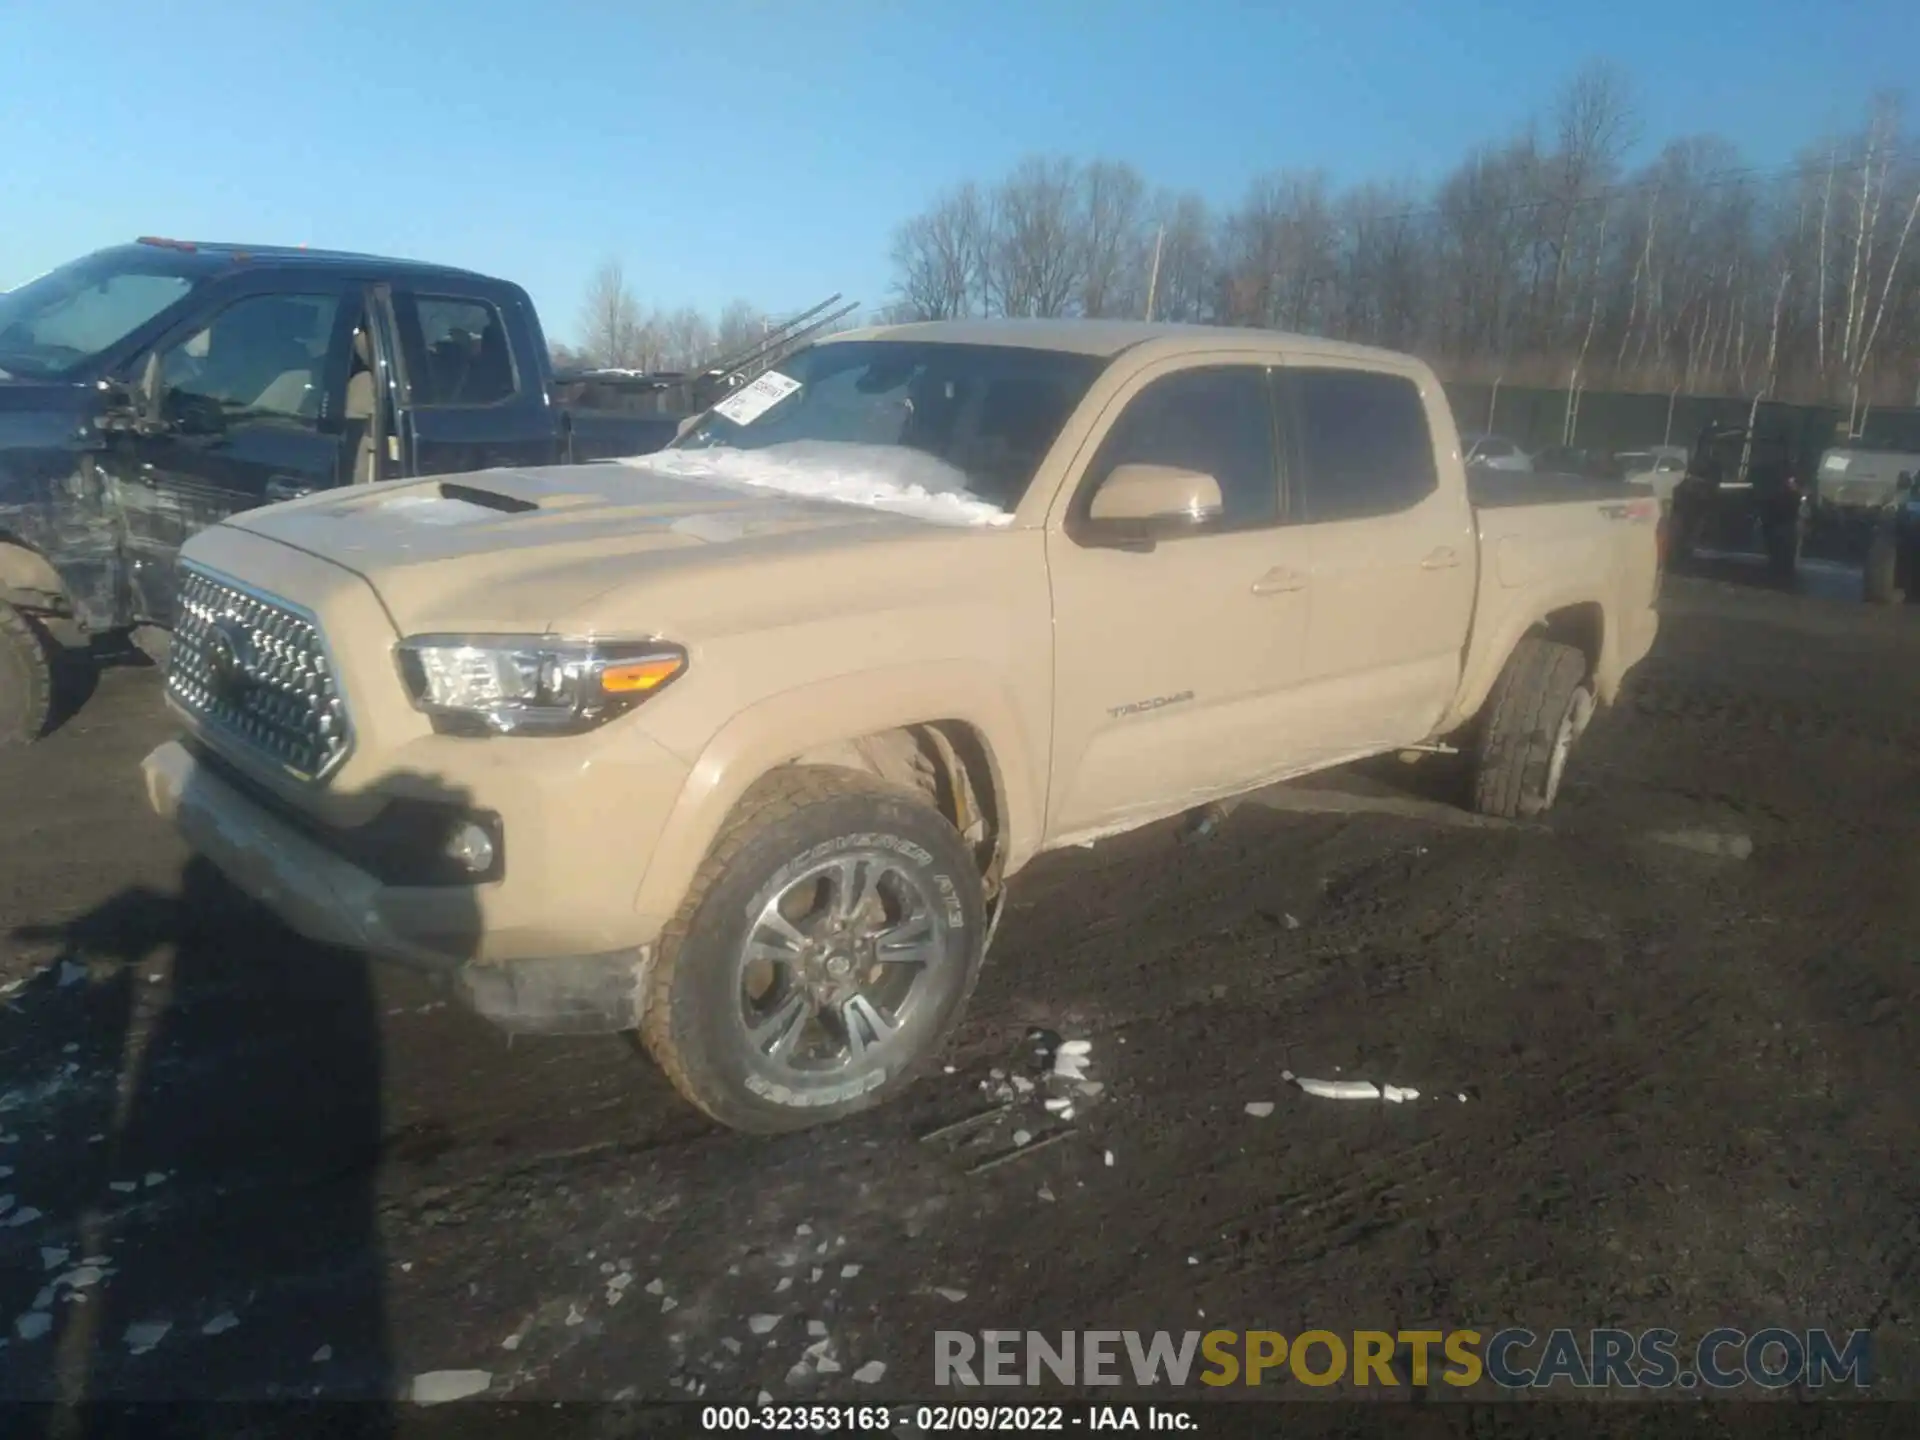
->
(672, 340, 1109, 511)
(0, 249, 202, 380)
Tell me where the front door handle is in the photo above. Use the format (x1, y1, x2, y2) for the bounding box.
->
(1420, 546, 1462, 570)
(1250, 566, 1308, 595)
(265, 475, 315, 504)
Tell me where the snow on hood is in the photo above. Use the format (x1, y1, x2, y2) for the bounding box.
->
(614, 441, 1014, 528)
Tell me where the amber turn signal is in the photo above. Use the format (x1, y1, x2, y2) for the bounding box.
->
(599, 655, 685, 695)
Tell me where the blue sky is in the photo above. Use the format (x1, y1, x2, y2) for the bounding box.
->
(2, 0, 1912, 343)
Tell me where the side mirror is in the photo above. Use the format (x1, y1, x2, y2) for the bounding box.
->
(1086, 463, 1223, 535)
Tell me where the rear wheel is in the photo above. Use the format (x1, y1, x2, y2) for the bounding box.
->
(641, 766, 988, 1133)
(0, 601, 54, 748)
(1469, 637, 1593, 819)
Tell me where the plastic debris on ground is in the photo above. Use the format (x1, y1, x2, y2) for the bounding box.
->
(124, 1321, 170, 1355)
(201, 1312, 239, 1337)
(854, 1361, 887, 1384)
(410, 1370, 492, 1404)
(1245, 1101, 1275, 1117)
(748, 1314, 781, 1335)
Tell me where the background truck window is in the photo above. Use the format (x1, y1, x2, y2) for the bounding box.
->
(1292, 369, 1439, 523)
(412, 297, 517, 406)
(157, 293, 342, 423)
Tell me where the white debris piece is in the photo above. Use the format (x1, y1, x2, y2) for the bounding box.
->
(817, 1355, 843, 1374)
(59, 962, 87, 988)
(1382, 1085, 1420, 1104)
(109, 1181, 137, 1194)
(1058, 1040, 1092, 1057)
(1104, 1150, 1115, 1167)
(1293, 1076, 1382, 1101)
(59, 1266, 104, 1291)
(1244, 1102, 1275, 1118)
(748, 1314, 782, 1335)
(9, 1206, 42, 1226)
(775, 1277, 793, 1293)
(808, 1320, 829, 1338)
(809, 1267, 823, 1283)
(661, 1297, 678, 1313)
(786, 1361, 813, 1386)
(606, 1273, 633, 1305)
(410, 1370, 492, 1404)
(500, 1334, 521, 1352)
(312, 1345, 333, 1363)
(564, 1304, 585, 1327)
(1648, 828, 1753, 860)
(841, 1264, 862, 1278)
(796, 1223, 814, 1236)
(644, 1278, 665, 1296)
(0, 1166, 11, 1179)
(201, 1312, 240, 1337)
(1013, 1130, 1032, 1146)
(1077, 1081, 1105, 1097)
(124, 1321, 170, 1355)
(143, 1173, 167, 1188)
(1043, 1097, 1071, 1113)
(40, 1247, 68, 1271)
(15, 1312, 51, 1342)
(1284, 913, 1301, 929)
(1037, 1186, 1055, 1203)
(1458, 1093, 1470, 1103)
(721, 1337, 743, 1356)
(1012, 1076, 1034, 1094)
(758, 1391, 774, 1406)
(854, 1360, 887, 1384)
(934, 1288, 967, 1302)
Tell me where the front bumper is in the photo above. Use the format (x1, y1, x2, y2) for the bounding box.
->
(142, 739, 657, 1034)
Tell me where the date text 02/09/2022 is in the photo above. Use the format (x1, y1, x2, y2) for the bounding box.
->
(697, 1404, 1197, 1432)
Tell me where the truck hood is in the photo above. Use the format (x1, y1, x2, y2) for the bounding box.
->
(224, 459, 964, 635)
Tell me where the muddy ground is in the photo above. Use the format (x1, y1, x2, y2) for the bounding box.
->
(0, 558, 1914, 1418)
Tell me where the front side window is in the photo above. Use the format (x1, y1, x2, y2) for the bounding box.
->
(1289, 368, 1439, 523)
(1080, 366, 1278, 530)
(409, 296, 518, 406)
(156, 293, 341, 427)
(0, 250, 201, 379)
(674, 340, 1108, 511)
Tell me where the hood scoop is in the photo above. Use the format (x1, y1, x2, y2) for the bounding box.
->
(439, 480, 537, 514)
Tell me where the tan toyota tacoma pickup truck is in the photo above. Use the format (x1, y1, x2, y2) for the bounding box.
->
(140, 319, 1660, 1133)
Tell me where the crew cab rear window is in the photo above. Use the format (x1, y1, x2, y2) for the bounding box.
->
(407, 296, 518, 406)
(1288, 369, 1438, 523)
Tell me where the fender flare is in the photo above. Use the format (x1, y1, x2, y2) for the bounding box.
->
(1444, 588, 1615, 732)
(630, 661, 1044, 926)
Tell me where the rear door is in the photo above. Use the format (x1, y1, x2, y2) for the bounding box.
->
(386, 283, 560, 476)
(1278, 363, 1476, 761)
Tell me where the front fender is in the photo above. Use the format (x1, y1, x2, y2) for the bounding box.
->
(628, 661, 1044, 930)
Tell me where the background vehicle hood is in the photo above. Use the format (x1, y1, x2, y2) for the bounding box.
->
(225, 462, 949, 634)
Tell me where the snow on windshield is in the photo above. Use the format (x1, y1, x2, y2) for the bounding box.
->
(615, 441, 1015, 528)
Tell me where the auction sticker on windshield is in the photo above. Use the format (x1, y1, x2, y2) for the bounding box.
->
(713, 369, 802, 426)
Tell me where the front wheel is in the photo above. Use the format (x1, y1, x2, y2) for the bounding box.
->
(640, 766, 988, 1133)
(1469, 637, 1593, 819)
(0, 602, 54, 748)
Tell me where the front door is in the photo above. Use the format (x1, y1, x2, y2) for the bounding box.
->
(1278, 362, 1476, 763)
(1044, 360, 1317, 840)
(112, 285, 359, 623)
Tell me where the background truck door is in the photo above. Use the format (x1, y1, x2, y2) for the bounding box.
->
(1044, 360, 1315, 838)
(111, 280, 360, 624)
(1277, 363, 1476, 762)
(387, 285, 558, 475)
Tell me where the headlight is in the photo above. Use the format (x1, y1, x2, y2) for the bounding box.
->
(394, 634, 686, 736)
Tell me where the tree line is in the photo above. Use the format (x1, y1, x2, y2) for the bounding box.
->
(887, 62, 1920, 414)
(557, 259, 773, 374)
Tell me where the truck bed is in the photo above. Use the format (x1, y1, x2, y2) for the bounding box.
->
(1468, 469, 1651, 509)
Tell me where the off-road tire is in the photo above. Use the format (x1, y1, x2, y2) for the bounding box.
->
(1470, 636, 1592, 819)
(640, 765, 988, 1134)
(1864, 528, 1905, 604)
(0, 602, 54, 749)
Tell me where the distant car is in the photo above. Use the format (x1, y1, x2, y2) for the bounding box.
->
(1535, 446, 1626, 481)
(1460, 432, 1533, 472)
(1614, 445, 1689, 500)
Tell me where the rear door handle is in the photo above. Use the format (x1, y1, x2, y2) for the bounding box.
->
(265, 475, 315, 504)
(1250, 567, 1308, 595)
(1420, 546, 1462, 570)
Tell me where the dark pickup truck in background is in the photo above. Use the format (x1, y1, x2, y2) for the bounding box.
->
(0, 238, 691, 744)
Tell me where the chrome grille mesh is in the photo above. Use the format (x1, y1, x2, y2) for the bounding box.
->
(166, 566, 352, 782)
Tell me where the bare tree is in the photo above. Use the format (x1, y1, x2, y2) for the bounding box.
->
(890, 184, 988, 320)
(984, 157, 1086, 318)
(578, 259, 646, 369)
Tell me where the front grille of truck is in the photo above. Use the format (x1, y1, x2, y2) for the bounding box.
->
(167, 565, 353, 783)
